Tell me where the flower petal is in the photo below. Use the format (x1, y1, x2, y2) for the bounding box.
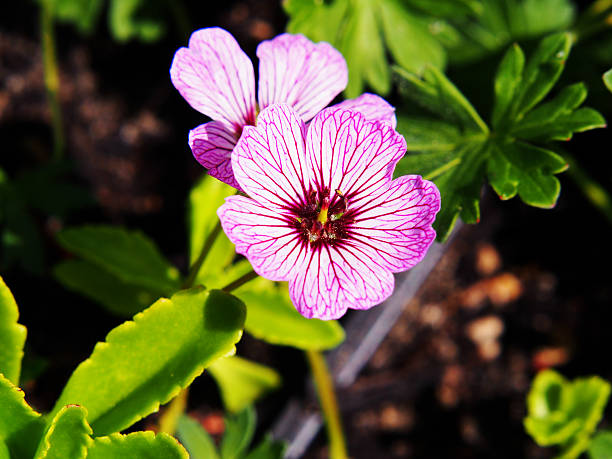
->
(232, 104, 311, 210)
(349, 175, 440, 273)
(189, 121, 240, 190)
(288, 245, 394, 320)
(257, 34, 348, 122)
(218, 195, 308, 281)
(306, 108, 406, 206)
(170, 27, 256, 130)
(332, 93, 397, 128)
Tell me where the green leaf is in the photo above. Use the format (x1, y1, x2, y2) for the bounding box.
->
(492, 43, 525, 129)
(445, 0, 575, 64)
(47, 0, 104, 34)
(176, 415, 219, 459)
(284, 0, 447, 97)
(0, 441, 9, 459)
(236, 278, 345, 350)
(34, 405, 91, 459)
(0, 276, 27, 385)
(487, 141, 567, 207)
(604, 69, 612, 93)
(208, 356, 281, 413)
(244, 435, 286, 459)
(108, 0, 166, 43)
(524, 369, 611, 456)
(589, 431, 612, 459)
(49, 288, 245, 435)
(220, 407, 256, 459)
(87, 431, 188, 459)
(54, 260, 157, 317)
(395, 34, 604, 241)
(56, 225, 181, 295)
(188, 175, 237, 287)
(0, 374, 45, 458)
(395, 65, 488, 134)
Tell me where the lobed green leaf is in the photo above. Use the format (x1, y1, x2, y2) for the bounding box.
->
(56, 225, 181, 295)
(34, 405, 91, 459)
(87, 431, 187, 459)
(49, 288, 245, 436)
(208, 356, 281, 413)
(108, 0, 166, 43)
(589, 431, 612, 459)
(492, 43, 525, 129)
(0, 276, 27, 385)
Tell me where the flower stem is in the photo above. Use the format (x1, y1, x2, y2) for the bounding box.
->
(40, 0, 64, 161)
(306, 350, 348, 459)
(565, 152, 612, 225)
(182, 220, 222, 289)
(222, 269, 258, 292)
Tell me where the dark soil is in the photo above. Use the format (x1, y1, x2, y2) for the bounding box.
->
(1, 1, 611, 458)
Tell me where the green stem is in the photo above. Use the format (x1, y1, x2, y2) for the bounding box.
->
(222, 269, 258, 293)
(40, 0, 64, 161)
(182, 220, 222, 289)
(306, 350, 348, 459)
(565, 152, 612, 226)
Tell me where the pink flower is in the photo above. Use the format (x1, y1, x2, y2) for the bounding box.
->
(218, 104, 440, 320)
(170, 28, 396, 190)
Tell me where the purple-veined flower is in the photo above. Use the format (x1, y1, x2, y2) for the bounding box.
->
(218, 104, 441, 320)
(170, 27, 396, 190)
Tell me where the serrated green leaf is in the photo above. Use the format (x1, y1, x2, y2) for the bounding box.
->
(176, 415, 219, 459)
(236, 278, 344, 350)
(604, 69, 612, 93)
(284, 0, 348, 44)
(589, 430, 612, 459)
(514, 107, 607, 142)
(492, 43, 525, 129)
(404, 0, 482, 18)
(244, 435, 286, 459)
(87, 431, 187, 459)
(0, 374, 45, 458)
(378, 0, 445, 76)
(395, 65, 488, 133)
(0, 276, 27, 385)
(396, 117, 463, 152)
(514, 32, 572, 120)
(49, 288, 245, 436)
(34, 405, 91, 459)
(209, 356, 281, 413)
(108, 0, 165, 43)
(54, 260, 157, 317)
(56, 225, 180, 295)
(524, 369, 611, 455)
(221, 407, 256, 459)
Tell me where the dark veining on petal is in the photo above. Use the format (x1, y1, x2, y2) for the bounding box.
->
(289, 187, 355, 250)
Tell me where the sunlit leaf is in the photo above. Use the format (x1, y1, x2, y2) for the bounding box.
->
(176, 415, 219, 459)
(236, 278, 345, 351)
(47, 0, 104, 34)
(49, 288, 245, 436)
(108, 0, 166, 42)
(209, 356, 281, 413)
(0, 374, 45, 458)
(604, 69, 612, 93)
(87, 431, 187, 459)
(34, 405, 91, 459)
(589, 430, 612, 459)
(524, 369, 611, 457)
(56, 225, 181, 295)
(0, 276, 27, 385)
